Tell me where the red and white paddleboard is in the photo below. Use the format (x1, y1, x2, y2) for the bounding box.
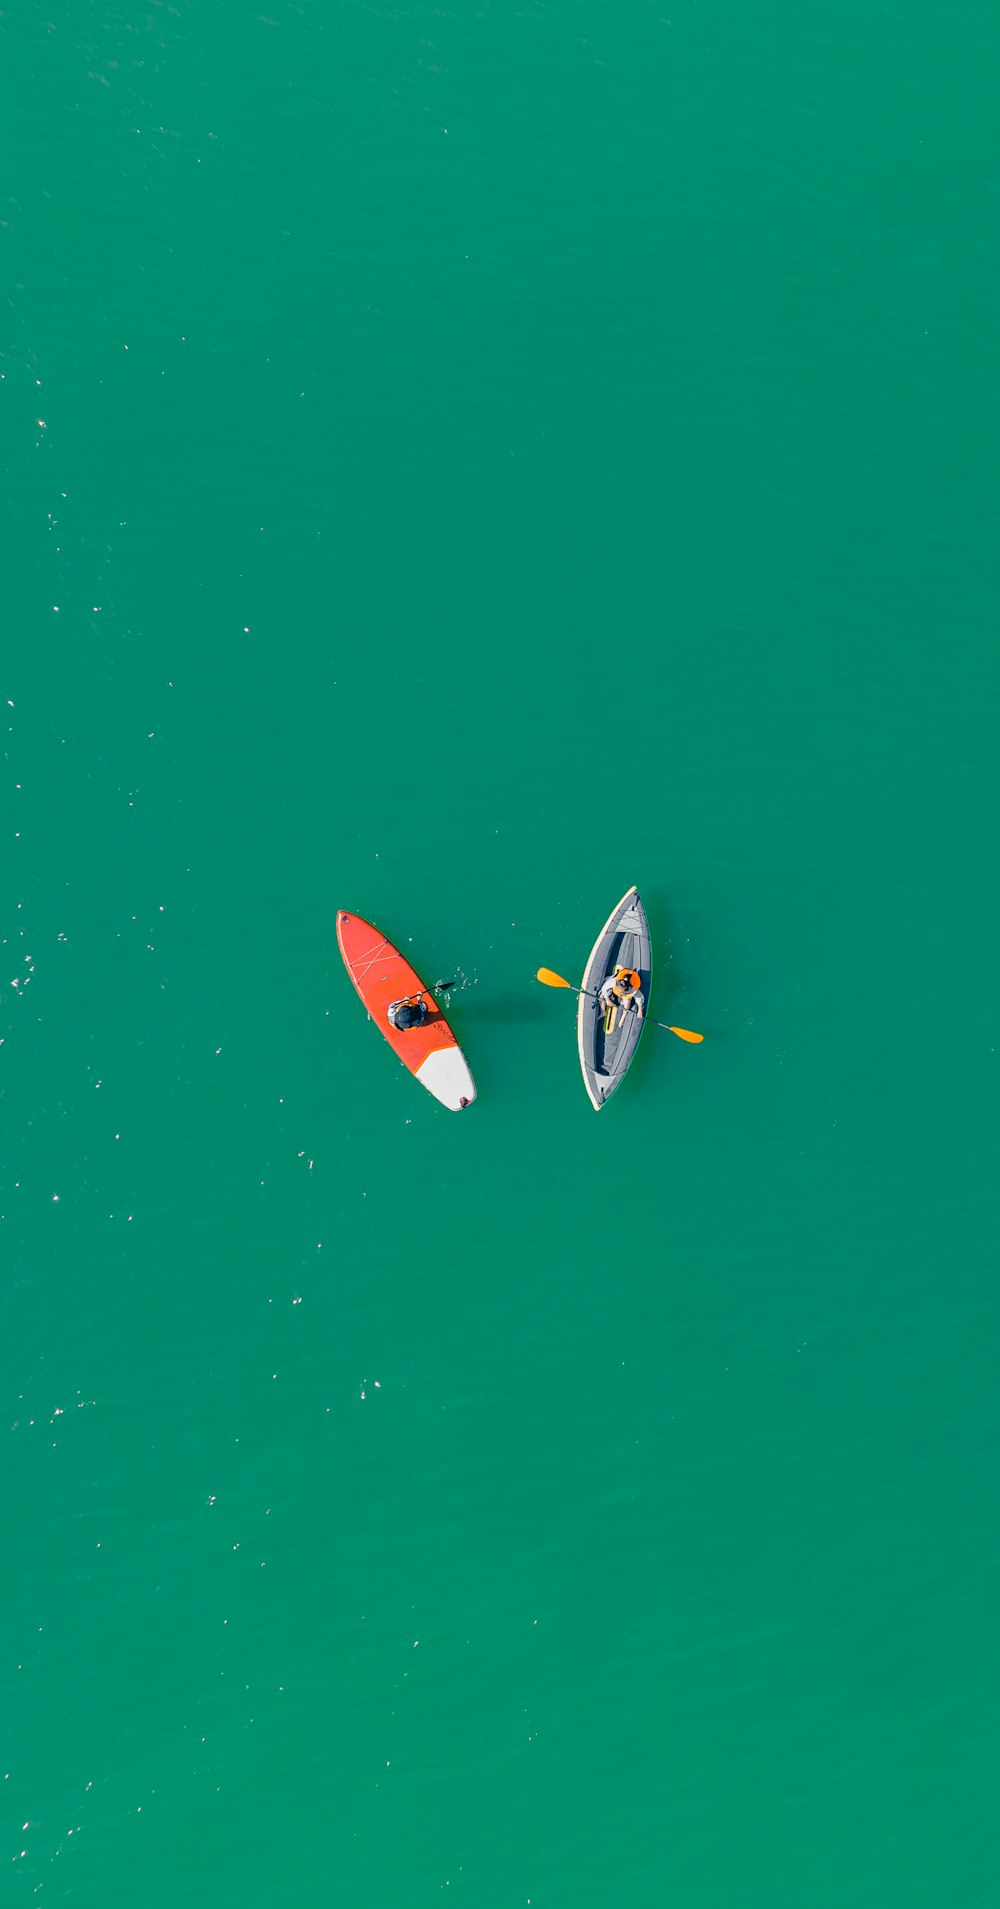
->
(336, 911, 476, 1111)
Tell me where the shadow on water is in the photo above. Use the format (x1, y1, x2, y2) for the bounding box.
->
(643, 885, 725, 1040)
(625, 885, 721, 1092)
(643, 885, 703, 1019)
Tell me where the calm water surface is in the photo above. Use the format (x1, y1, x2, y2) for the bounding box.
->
(3, 3, 998, 1903)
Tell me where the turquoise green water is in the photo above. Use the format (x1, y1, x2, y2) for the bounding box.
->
(3, 3, 998, 1902)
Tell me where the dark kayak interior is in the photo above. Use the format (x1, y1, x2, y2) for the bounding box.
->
(595, 934, 640, 1078)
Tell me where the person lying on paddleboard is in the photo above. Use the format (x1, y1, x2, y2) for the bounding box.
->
(598, 967, 644, 1020)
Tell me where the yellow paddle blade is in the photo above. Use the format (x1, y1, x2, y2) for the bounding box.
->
(536, 967, 573, 988)
(667, 1026, 703, 1043)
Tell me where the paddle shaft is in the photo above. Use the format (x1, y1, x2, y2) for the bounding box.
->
(572, 979, 644, 1028)
(594, 992, 690, 1039)
(538, 971, 699, 1041)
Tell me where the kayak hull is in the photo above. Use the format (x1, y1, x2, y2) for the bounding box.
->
(336, 912, 476, 1110)
(577, 886, 651, 1109)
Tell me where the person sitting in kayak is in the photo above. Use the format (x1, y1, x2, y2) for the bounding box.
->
(387, 991, 429, 1032)
(599, 967, 644, 1020)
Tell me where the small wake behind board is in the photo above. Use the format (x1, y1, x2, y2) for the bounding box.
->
(336, 911, 476, 1111)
